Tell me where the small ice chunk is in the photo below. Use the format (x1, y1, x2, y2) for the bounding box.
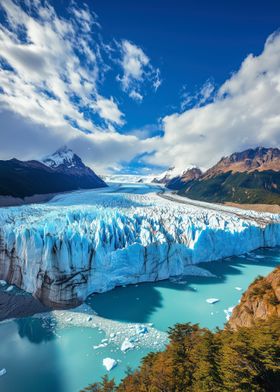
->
(224, 306, 235, 321)
(103, 358, 117, 371)
(121, 338, 134, 352)
(110, 333, 116, 338)
(87, 316, 93, 321)
(235, 287, 242, 291)
(206, 298, 219, 304)
(0, 280, 7, 287)
(0, 368, 7, 377)
(6, 286, 13, 292)
(93, 343, 108, 349)
(135, 325, 148, 335)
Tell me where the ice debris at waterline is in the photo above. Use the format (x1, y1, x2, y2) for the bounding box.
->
(0, 186, 280, 306)
(33, 303, 168, 352)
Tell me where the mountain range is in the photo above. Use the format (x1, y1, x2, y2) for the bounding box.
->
(160, 147, 280, 205)
(0, 146, 106, 200)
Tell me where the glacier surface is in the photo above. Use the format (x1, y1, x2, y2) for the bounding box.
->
(0, 184, 280, 306)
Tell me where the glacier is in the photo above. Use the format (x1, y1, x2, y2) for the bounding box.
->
(0, 183, 280, 307)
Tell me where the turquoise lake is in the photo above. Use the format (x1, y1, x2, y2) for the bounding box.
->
(0, 247, 279, 392)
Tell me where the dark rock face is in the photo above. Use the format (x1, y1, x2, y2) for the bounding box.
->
(0, 147, 107, 199)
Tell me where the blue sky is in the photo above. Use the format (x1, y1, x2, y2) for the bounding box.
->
(0, 0, 280, 174)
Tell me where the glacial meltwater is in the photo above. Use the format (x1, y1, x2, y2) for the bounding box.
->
(0, 247, 279, 392)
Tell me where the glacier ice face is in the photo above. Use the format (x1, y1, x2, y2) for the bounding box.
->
(0, 184, 280, 307)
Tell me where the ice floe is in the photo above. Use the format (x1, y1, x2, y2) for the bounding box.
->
(206, 298, 220, 304)
(103, 358, 117, 371)
(121, 338, 134, 353)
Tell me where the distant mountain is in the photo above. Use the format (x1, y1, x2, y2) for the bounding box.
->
(166, 167, 202, 190)
(203, 147, 280, 178)
(42, 145, 85, 170)
(152, 166, 202, 189)
(180, 147, 280, 204)
(0, 147, 106, 199)
(152, 167, 179, 184)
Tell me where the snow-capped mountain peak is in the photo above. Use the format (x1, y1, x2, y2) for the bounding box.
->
(42, 146, 83, 169)
(153, 166, 196, 184)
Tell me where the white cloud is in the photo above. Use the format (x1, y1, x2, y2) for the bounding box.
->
(148, 32, 280, 172)
(0, 0, 160, 172)
(0, 108, 157, 173)
(118, 39, 161, 100)
(0, 0, 123, 133)
(180, 80, 215, 111)
(92, 96, 125, 126)
(129, 90, 143, 102)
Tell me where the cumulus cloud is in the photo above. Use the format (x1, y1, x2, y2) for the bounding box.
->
(92, 96, 125, 126)
(0, 0, 160, 172)
(148, 32, 280, 172)
(118, 40, 161, 100)
(0, 108, 157, 173)
(0, 0, 124, 131)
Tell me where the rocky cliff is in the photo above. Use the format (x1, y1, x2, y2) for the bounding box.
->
(228, 265, 280, 329)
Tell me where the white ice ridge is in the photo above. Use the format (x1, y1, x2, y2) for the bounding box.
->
(0, 184, 280, 306)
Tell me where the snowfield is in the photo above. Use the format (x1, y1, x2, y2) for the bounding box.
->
(0, 184, 280, 306)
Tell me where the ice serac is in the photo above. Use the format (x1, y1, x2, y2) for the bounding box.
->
(0, 185, 280, 307)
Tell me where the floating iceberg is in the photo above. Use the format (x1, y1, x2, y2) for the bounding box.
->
(206, 298, 220, 304)
(93, 343, 108, 350)
(0, 186, 280, 306)
(0, 368, 7, 377)
(102, 358, 117, 371)
(121, 338, 134, 352)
